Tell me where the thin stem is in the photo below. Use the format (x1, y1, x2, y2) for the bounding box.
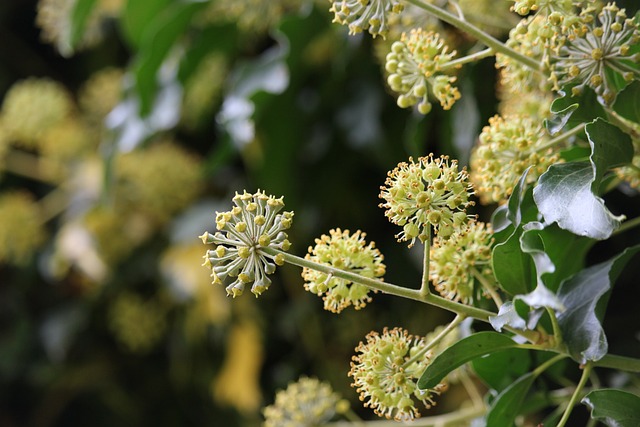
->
(38, 187, 69, 224)
(537, 122, 586, 152)
(612, 215, 640, 236)
(325, 404, 485, 427)
(420, 228, 431, 297)
(593, 354, 640, 372)
(4, 149, 64, 184)
(404, 0, 541, 72)
(556, 361, 592, 427)
(471, 268, 503, 308)
(263, 247, 540, 342)
(440, 48, 494, 71)
(606, 106, 640, 139)
(532, 354, 568, 377)
(459, 370, 484, 408)
(545, 306, 564, 350)
(403, 314, 466, 368)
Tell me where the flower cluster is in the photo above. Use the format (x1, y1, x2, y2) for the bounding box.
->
(510, 0, 574, 16)
(302, 228, 385, 313)
(379, 154, 474, 245)
(430, 221, 494, 304)
(200, 191, 293, 297)
(108, 292, 167, 354)
(550, 3, 640, 104)
(385, 29, 460, 114)
(470, 114, 560, 204)
(203, 0, 301, 33)
(349, 327, 447, 421)
(329, 0, 404, 38)
(0, 192, 45, 265)
(116, 141, 203, 224)
(263, 377, 342, 427)
(0, 78, 73, 148)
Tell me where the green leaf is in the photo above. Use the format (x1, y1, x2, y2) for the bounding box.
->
(60, 0, 98, 56)
(418, 332, 518, 390)
(485, 372, 536, 427)
(472, 347, 531, 392)
(557, 245, 640, 363)
(613, 80, 640, 124)
(492, 227, 534, 296)
(515, 222, 565, 313)
(492, 170, 538, 296)
(131, 0, 208, 116)
(489, 301, 526, 332)
(547, 87, 605, 135)
(121, 0, 172, 48)
(583, 389, 640, 427)
(533, 119, 632, 239)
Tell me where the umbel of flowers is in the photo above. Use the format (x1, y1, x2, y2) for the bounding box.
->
(199, 190, 293, 297)
(379, 154, 474, 246)
(385, 28, 460, 114)
(349, 327, 447, 421)
(302, 228, 385, 313)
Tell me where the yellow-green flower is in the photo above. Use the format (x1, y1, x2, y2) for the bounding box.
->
(302, 228, 385, 313)
(470, 114, 560, 204)
(385, 29, 460, 114)
(430, 221, 494, 304)
(1, 78, 73, 148)
(379, 154, 474, 245)
(263, 377, 341, 427)
(108, 292, 167, 354)
(550, 3, 640, 104)
(349, 327, 447, 421)
(200, 190, 293, 297)
(330, 0, 404, 38)
(0, 192, 45, 265)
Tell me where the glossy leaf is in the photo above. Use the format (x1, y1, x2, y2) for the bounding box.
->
(418, 332, 518, 390)
(485, 372, 536, 427)
(557, 245, 640, 363)
(583, 389, 640, 427)
(533, 119, 632, 239)
(489, 301, 526, 332)
(547, 87, 605, 135)
(613, 80, 640, 124)
(492, 170, 537, 295)
(515, 222, 564, 314)
(472, 347, 530, 392)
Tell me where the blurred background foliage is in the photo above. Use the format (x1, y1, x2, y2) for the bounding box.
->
(0, 0, 638, 426)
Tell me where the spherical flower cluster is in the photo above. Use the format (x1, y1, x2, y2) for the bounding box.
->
(0, 192, 45, 265)
(36, 0, 122, 55)
(79, 67, 124, 125)
(108, 292, 167, 354)
(302, 228, 385, 313)
(430, 221, 494, 304)
(263, 377, 341, 427)
(40, 117, 93, 161)
(470, 114, 560, 204)
(0, 78, 73, 148)
(200, 191, 293, 297)
(349, 327, 447, 421)
(115, 141, 202, 224)
(386, 29, 460, 114)
(550, 3, 640, 104)
(379, 154, 474, 246)
(510, 0, 574, 16)
(495, 16, 551, 97)
(330, 0, 404, 38)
